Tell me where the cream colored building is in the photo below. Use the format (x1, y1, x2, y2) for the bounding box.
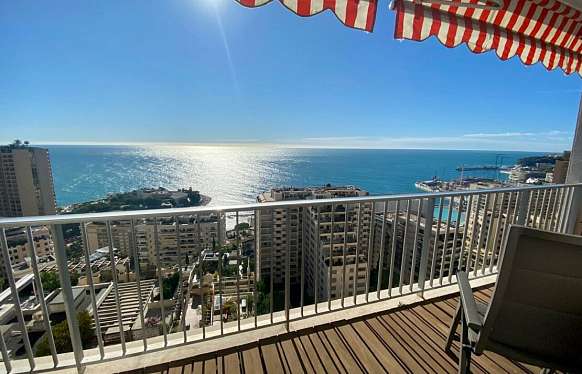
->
(84, 214, 226, 266)
(373, 209, 464, 288)
(257, 186, 373, 300)
(3, 227, 53, 265)
(0, 145, 57, 217)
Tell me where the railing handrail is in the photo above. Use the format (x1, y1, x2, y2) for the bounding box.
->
(1, 183, 580, 227)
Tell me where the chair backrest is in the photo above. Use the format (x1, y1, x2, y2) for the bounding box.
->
(476, 225, 582, 370)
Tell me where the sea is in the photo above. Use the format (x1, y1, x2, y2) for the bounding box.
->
(47, 145, 543, 208)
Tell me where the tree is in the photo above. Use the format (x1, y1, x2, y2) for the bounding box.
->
(162, 272, 180, 299)
(234, 222, 250, 231)
(36, 311, 95, 356)
(41, 271, 79, 293)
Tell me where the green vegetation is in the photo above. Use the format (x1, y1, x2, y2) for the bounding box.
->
(162, 272, 181, 299)
(36, 311, 95, 356)
(234, 222, 250, 231)
(40, 271, 79, 293)
(66, 188, 202, 214)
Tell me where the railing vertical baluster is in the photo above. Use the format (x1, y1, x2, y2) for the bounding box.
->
(539, 189, 548, 229)
(353, 202, 362, 305)
(429, 197, 444, 286)
(0, 318, 10, 373)
(376, 201, 388, 300)
(466, 194, 482, 272)
(525, 190, 534, 227)
(440, 197, 454, 284)
(388, 200, 400, 297)
(549, 187, 564, 231)
(328, 204, 335, 310)
(533, 190, 542, 227)
(81, 223, 106, 357)
(365, 202, 374, 303)
(284, 209, 290, 331)
(410, 199, 424, 291)
(474, 194, 491, 277)
(459, 194, 473, 273)
(106, 221, 127, 354)
(198, 235, 205, 340)
(50, 224, 84, 372)
(27, 226, 58, 366)
(510, 191, 519, 225)
(217, 212, 224, 334)
(315, 206, 320, 313)
(268, 210, 273, 325)
(153, 218, 168, 345)
(174, 215, 187, 342)
(399, 200, 412, 294)
(0, 228, 35, 371)
(341, 204, 348, 307)
(300, 206, 305, 315)
(253, 210, 258, 328)
(481, 193, 498, 275)
(490, 192, 507, 272)
(448, 196, 463, 282)
(418, 198, 435, 296)
(236, 212, 241, 332)
(544, 189, 556, 231)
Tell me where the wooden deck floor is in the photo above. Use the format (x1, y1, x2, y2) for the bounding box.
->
(120, 285, 542, 374)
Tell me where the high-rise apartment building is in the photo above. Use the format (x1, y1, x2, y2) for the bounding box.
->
(0, 144, 57, 217)
(373, 206, 464, 289)
(257, 186, 373, 300)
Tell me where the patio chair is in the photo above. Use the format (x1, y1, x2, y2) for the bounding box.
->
(445, 225, 582, 374)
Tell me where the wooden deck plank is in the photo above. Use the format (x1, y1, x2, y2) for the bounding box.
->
(335, 323, 388, 373)
(241, 346, 263, 374)
(290, 335, 320, 374)
(365, 316, 426, 374)
(348, 320, 408, 373)
(192, 361, 203, 374)
(298, 332, 337, 373)
(392, 309, 459, 373)
(260, 342, 285, 373)
(278, 338, 305, 373)
(319, 328, 364, 373)
(381, 313, 451, 374)
(203, 357, 216, 374)
(222, 353, 240, 374)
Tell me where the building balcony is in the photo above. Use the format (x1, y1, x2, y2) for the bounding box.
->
(0, 183, 580, 373)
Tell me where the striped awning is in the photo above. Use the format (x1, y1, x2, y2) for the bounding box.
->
(394, 0, 582, 76)
(236, 0, 378, 31)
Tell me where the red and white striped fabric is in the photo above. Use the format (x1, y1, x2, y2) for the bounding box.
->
(236, 0, 378, 32)
(394, 0, 582, 76)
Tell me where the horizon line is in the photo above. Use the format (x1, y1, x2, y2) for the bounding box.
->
(4, 141, 562, 154)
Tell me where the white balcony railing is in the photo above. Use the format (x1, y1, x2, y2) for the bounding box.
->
(0, 183, 580, 373)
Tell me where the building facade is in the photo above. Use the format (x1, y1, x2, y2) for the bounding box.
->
(84, 214, 226, 266)
(257, 186, 373, 300)
(0, 144, 57, 217)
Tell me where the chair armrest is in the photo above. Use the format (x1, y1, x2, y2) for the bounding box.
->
(457, 271, 483, 331)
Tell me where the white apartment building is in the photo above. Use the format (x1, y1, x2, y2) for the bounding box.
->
(84, 214, 226, 267)
(0, 144, 57, 217)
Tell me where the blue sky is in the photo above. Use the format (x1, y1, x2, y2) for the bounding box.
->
(0, 0, 581, 152)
